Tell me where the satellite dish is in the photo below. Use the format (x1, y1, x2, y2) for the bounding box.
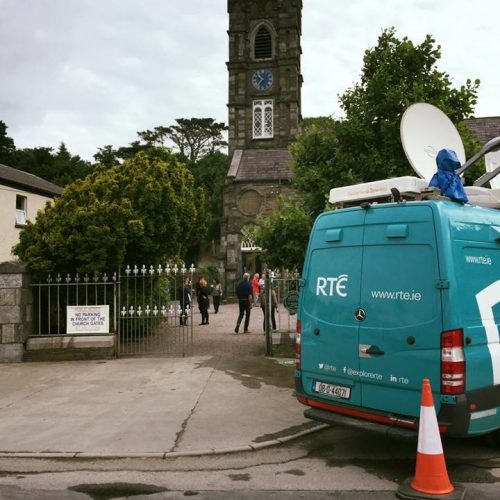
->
(400, 103, 466, 181)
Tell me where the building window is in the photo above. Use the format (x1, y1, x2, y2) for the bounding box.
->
(15, 195, 27, 226)
(254, 25, 272, 60)
(253, 100, 273, 139)
(241, 225, 261, 252)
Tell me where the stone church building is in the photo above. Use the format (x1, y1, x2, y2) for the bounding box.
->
(219, 0, 303, 288)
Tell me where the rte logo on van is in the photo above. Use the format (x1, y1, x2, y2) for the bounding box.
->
(316, 275, 348, 297)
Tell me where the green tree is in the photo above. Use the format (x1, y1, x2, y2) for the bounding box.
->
(116, 140, 149, 162)
(163, 118, 227, 164)
(93, 145, 120, 169)
(256, 197, 312, 272)
(291, 28, 481, 216)
(290, 117, 358, 215)
(191, 151, 228, 240)
(338, 27, 479, 182)
(0, 120, 16, 165)
(10, 142, 92, 187)
(11, 146, 57, 181)
(111, 119, 228, 259)
(51, 143, 92, 186)
(14, 150, 200, 277)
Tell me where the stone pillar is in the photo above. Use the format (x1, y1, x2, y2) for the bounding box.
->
(0, 262, 32, 362)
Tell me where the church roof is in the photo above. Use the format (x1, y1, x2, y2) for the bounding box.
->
(464, 116, 500, 144)
(227, 149, 293, 182)
(0, 163, 63, 197)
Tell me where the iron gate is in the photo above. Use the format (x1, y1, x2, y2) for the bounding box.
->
(261, 269, 301, 356)
(117, 264, 195, 356)
(31, 272, 118, 336)
(30, 263, 197, 357)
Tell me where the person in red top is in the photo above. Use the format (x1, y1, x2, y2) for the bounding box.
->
(251, 273, 260, 307)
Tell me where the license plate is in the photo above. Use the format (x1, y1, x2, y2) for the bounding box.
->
(313, 380, 351, 400)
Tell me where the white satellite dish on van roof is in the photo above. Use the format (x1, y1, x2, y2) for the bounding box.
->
(400, 103, 466, 181)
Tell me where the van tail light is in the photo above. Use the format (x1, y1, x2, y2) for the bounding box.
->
(295, 319, 302, 370)
(441, 329, 465, 395)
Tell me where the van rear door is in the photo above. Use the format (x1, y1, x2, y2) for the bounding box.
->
(357, 204, 443, 418)
(300, 209, 365, 407)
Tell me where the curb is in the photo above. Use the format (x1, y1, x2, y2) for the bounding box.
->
(0, 424, 329, 460)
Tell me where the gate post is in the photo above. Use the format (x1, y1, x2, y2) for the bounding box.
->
(0, 262, 33, 362)
(264, 274, 272, 356)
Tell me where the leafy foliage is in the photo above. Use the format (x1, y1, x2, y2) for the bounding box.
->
(192, 151, 228, 240)
(0, 124, 92, 187)
(93, 145, 121, 169)
(256, 197, 312, 272)
(290, 117, 358, 215)
(2, 116, 227, 263)
(0, 121, 16, 165)
(291, 28, 481, 218)
(14, 150, 200, 277)
(162, 118, 227, 164)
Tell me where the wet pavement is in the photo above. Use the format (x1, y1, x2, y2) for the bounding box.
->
(0, 302, 323, 458)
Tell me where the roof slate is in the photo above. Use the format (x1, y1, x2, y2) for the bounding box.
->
(229, 149, 293, 182)
(464, 117, 500, 144)
(0, 163, 63, 197)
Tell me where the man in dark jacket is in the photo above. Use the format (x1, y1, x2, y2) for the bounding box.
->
(234, 272, 252, 333)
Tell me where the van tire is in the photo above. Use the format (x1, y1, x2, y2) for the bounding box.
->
(493, 429, 500, 447)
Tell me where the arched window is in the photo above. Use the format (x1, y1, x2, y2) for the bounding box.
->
(241, 225, 261, 252)
(253, 100, 273, 139)
(253, 25, 272, 60)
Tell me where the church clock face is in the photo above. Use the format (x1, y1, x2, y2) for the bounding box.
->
(251, 69, 273, 91)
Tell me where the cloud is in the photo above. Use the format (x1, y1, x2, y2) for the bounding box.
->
(0, 0, 499, 160)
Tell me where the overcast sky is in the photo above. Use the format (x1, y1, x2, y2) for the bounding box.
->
(1, 0, 499, 161)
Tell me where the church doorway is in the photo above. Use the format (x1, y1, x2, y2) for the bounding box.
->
(240, 224, 262, 276)
(241, 251, 262, 276)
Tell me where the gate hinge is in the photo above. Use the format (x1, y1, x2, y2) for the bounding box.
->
(435, 279, 449, 289)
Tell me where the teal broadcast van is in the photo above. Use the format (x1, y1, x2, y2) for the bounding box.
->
(295, 104, 500, 441)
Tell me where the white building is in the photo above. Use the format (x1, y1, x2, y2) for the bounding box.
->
(0, 163, 63, 263)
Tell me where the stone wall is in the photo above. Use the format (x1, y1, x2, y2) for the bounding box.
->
(0, 261, 32, 362)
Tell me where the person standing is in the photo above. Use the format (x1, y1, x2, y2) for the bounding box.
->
(258, 272, 266, 294)
(235, 272, 252, 333)
(251, 273, 260, 307)
(260, 285, 278, 332)
(211, 278, 222, 313)
(195, 275, 203, 303)
(178, 277, 192, 326)
(198, 278, 210, 325)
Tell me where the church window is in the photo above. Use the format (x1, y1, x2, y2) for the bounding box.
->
(253, 100, 273, 139)
(241, 225, 261, 252)
(254, 25, 272, 59)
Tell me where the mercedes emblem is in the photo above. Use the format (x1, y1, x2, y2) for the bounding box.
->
(355, 308, 366, 321)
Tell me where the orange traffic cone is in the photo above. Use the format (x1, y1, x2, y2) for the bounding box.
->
(397, 379, 465, 500)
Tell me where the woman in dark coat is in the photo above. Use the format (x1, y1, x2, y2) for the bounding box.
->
(198, 278, 210, 325)
(179, 277, 192, 326)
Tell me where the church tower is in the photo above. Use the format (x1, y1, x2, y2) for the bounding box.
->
(221, 0, 302, 287)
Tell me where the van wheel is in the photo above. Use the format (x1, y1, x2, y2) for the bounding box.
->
(492, 429, 500, 447)
(485, 429, 500, 448)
